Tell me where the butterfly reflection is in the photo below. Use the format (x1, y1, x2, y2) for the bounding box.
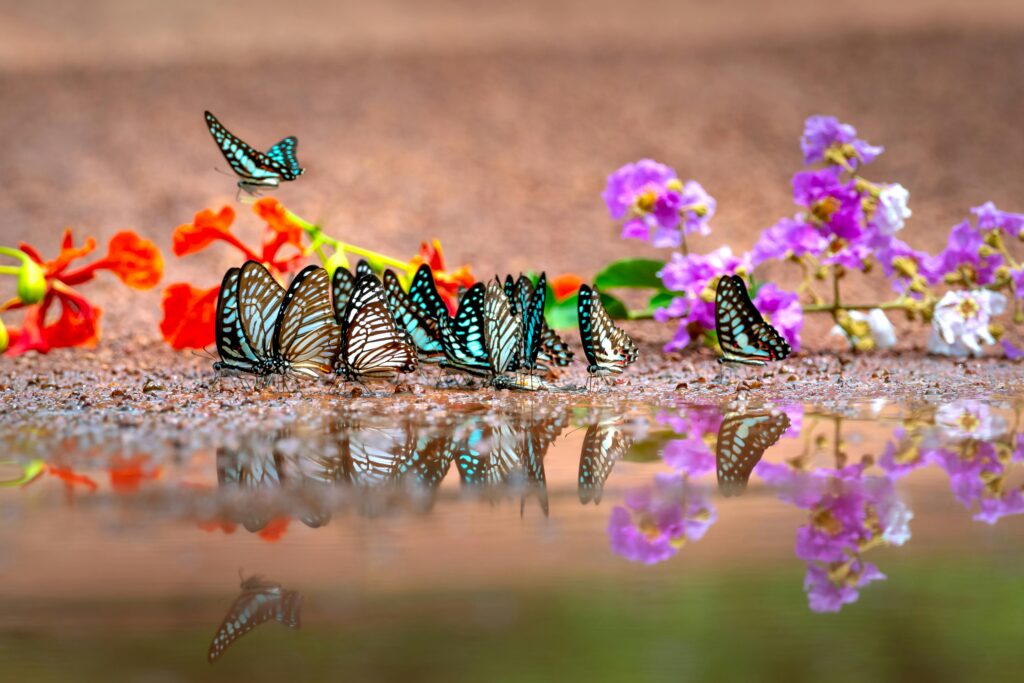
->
(578, 417, 634, 504)
(208, 573, 302, 662)
(715, 409, 791, 496)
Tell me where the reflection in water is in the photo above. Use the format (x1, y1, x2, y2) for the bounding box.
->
(578, 418, 633, 504)
(608, 475, 715, 564)
(715, 410, 791, 496)
(208, 574, 302, 662)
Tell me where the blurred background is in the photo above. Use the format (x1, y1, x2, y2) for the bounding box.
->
(0, 0, 1022, 336)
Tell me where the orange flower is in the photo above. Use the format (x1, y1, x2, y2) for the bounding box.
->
(172, 206, 247, 258)
(409, 239, 474, 315)
(4, 229, 160, 356)
(253, 197, 305, 266)
(160, 284, 219, 350)
(550, 273, 583, 301)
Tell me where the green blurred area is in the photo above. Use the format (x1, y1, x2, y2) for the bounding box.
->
(2, 557, 1020, 683)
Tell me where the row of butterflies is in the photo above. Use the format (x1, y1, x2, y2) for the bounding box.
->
(206, 109, 793, 372)
(215, 259, 790, 389)
(214, 257, 647, 390)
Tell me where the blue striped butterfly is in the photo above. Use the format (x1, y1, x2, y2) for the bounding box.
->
(578, 417, 633, 504)
(208, 574, 302, 661)
(714, 275, 792, 365)
(335, 273, 418, 382)
(213, 267, 263, 375)
(439, 282, 490, 376)
(272, 266, 343, 378)
(382, 269, 445, 362)
(453, 418, 523, 488)
(517, 273, 548, 373)
(205, 111, 304, 196)
(715, 410, 790, 496)
(330, 259, 374, 320)
(483, 280, 523, 380)
(578, 284, 638, 379)
(409, 264, 450, 323)
(507, 274, 573, 371)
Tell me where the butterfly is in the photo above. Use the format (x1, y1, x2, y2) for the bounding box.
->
(453, 418, 523, 488)
(578, 418, 633, 504)
(339, 427, 415, 487)
(439, 283, 491, 376)
(232, 261, 288, 377)
(409, 263, 451, 323)
(330, 259, 374, 318)
(518, 413, 567, 516)
(714, 275, 792, 366)
(382, 269, 445, 362)
(213, 267, 262, 375)
(483, 280, 523, 380)
(578, 284, 638, 380)
(205, 111, 304, 196)
(208, 574, 302, 661)
(272, 265, 343, 378)
(715, 410, 791, 496)
(505, 274, 573, 371)
(334, 273, 418, 382)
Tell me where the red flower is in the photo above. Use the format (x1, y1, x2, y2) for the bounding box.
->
(409, 239, 474, 315)
(4, 230, 162, 356)
(108, 455, 162, 492)
(161, 200, 307, 350)
(550, 273, 583, 301)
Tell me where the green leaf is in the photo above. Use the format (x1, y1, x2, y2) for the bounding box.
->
(545, 294, 579, 331)
(600, 292, 629, 320)
(594, 258, 665, 291)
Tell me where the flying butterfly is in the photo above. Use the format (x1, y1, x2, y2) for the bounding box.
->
(578, 417, 633, 504)
(578, 284, 638, 380)
(715, 410, 791, 496)
(208, 574, 302, 661)
(272, 265, 343, 378)
(714, 275, 792, 366)
(205, 111, 304, 196)
(382, 269, 445, 362)
(335, 273, 418, 382)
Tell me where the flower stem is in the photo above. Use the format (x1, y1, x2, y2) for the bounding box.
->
(284, 208, 413, 273)
(802, 300, 908, 313)
(0, 247, 30, 265)
(0, 266, 18, 276)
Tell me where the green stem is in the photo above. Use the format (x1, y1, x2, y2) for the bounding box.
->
(802, 300, 909, 313)
(340, 243, 414, 272)
(0, 246, 30, 264)
(0, 266, 18, 276)
(283, 208, 413, 273)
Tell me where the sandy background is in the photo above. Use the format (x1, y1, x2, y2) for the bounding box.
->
(0, 0, 1022, 343)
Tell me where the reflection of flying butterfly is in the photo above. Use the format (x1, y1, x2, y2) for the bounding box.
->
(205, 111, 304, 196)
(208, 574, 302, 662)
(330, 260, 373, 319)
(714, 275, 792, 366)
(272, 266, 343, 378)
(578, 418, 633, 504)
(715, 410, 791, 496)
(382, 269, 445, 362)
(578, 284, 638, 380)
(213, 267, 263, 375)
(439, 283, 491, 376)
(335, 274, 418, 381)
(409, 264, 450, 323)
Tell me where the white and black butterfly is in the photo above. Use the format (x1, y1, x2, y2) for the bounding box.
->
(715, 410, 790, 496)
(578, 417, 633, 504)
(213, 266, 263, 375)
(272, 265, 343, 378)
(205, 111, 304, 196)
(220, 261, 288, 378)
(334, 273, 418, 382)
(577, 284, 638, 381)
(208, 574, 302, 661)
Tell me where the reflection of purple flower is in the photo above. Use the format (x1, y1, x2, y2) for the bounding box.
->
(800, 115, 884, 167)
(608, 474, 716, 564)
(753, 283, 804, 351)
(663, 436, 714, 476)
(804, 561, 886, 613)
(936, 400, 1006, 441)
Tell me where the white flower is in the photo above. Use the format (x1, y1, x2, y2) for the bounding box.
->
(928, 289, 1006, 357)
(880, 499, 913, 546)
(874, 184, 912, 235)
(936, 399, 1006, 441)
(830, 308, 897, 349)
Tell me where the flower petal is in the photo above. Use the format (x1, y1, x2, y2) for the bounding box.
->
(159, 283, 219, 350)
(101, 231, 164, 290)
(172, 206, 236, 257)
(550, 273, 583, 302)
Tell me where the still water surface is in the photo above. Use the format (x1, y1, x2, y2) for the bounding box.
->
(2, 393, 1023, 682)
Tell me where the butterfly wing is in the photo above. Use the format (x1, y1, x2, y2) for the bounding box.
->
(578, 420, 632, 504)
(409, 264, 450, 323)
(439, 283, 490, 376)
(397, 433, 456, 491)
(715, 411, 791, 496)
(355, 259, 374, 279)
(264, 136, 303, 179)
(214, 268, 261, 373)
(519, 273, 547, 371)
(484, 281, 522, 375)
(382, 270, 445, 361)
(273, 266, 342, 377)
(343, 427, 411, 487)
(537, 326, 574, 368)
(340, 274, 418, 380)
(578, 284, 635, 375)
(331, 267, 356, 325)
(208, 577, 302, 661)
(715, 275, 792, 365)
(237, 261, 287, 364)
(205, 111, 289, 182)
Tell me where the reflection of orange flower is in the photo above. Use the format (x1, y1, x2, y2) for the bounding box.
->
(160, 284, 219, 350)
(108, 455, 162, 492)
(198, 519, 238, 534)
(258, 517, 290, 542)
(550, 273, 583, 301)
(409, 239, 474, 315)
(4, 230, 162, 356)
(46, 465, 98, 492)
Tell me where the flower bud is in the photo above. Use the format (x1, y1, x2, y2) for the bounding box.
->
(17, 258, 46, 305)
(0, 315, 7, 353)
(665, 178, 684, 193)
(978, 245, 995, 258)
(983, 231, 1003, 248)
(1015, 310, 1024, 325)
(892, 257, 917, 278)
(323, 250, 350, 280)
(989, 322, 1005, 341)
(1018, 227, 1024, 242)
(944, 272, 962, 285)
(814, 267, 828, 281)
(909, 279, 927, 295)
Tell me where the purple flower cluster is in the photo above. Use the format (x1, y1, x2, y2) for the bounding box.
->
(800, 115, 884, 168)
(754, 460, 911, 612)
(604, 160, 716, 248)
(608, 474, 717, 564)
(922, 202, 1024, 287)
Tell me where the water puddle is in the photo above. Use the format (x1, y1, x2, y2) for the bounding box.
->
(2, 392, 1023, 679)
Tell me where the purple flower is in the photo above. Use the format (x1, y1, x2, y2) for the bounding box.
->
(604, 160, 716, 246)
(658, 247, 745, 297)
(751, 217, 829, 266)
(804, 561, 886, 613)
(679, 180, 717, 237)
(792, 170, 864, 241)
(1011, 268, 1024, 299)
(971, 201, 1024, 235)
(608, 474, 717, 564)
(663, 436, 714, 476)
(753, 283, 804, 351)
(924, 220, 1003, 286)
(1004, 340, 1024, 361)
(800, 115, 884, 168)
(603, 159, 678, 220)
